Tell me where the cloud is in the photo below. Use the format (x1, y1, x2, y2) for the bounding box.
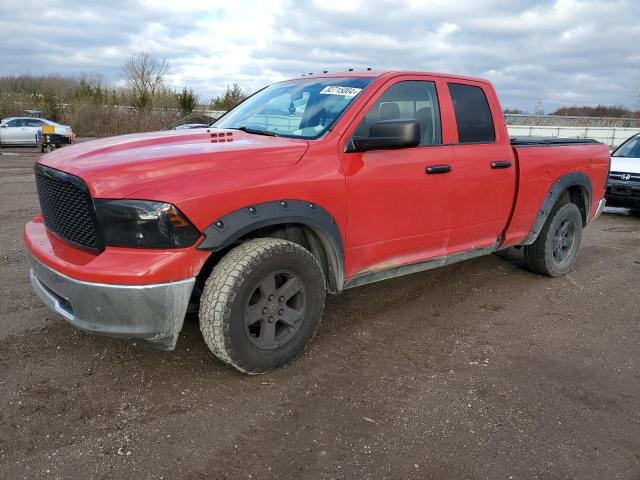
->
(0, 0, 638, 111)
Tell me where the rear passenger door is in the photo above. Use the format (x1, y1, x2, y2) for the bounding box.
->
(24, 119, 44, 144)
(446, 82, 516, 253)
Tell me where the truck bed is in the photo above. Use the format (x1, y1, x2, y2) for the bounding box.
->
(502, 140, 610, 246)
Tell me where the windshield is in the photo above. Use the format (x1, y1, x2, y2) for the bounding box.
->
(213, 77, 374, 139)
(612, 135, 640, 157)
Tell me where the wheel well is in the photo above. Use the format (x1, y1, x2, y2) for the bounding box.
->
(558, 185, 589, 226)
(194, 223, 340, 307)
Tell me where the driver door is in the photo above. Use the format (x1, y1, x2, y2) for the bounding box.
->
(339, 77, 455, 279)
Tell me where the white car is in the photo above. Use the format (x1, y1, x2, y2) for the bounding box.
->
(0, 117, 74, 147)
(606, 133, 640, 213)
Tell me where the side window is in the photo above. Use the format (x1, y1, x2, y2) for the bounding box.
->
(352, 81, 442, 146)
(27, 119, 44, 127)
(448, 83, 495, 143)
(7, 119, 23, 127)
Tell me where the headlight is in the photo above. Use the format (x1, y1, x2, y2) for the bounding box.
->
(94, 200, 201, 248)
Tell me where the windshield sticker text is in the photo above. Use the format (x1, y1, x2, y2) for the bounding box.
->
(319, 86, 362, 97)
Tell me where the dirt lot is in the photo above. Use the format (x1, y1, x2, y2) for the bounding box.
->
(0, 145, 639, 480)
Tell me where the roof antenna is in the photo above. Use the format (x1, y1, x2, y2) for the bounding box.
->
(322, 70, 328, 73)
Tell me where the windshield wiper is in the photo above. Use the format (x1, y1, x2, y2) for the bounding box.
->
(234, 126, 280, 137)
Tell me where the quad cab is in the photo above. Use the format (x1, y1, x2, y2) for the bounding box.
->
(25, 71, 610, 373)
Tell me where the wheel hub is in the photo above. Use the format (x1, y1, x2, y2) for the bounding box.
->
(552, 219, 575, 263)
(243, 270, 307, 350)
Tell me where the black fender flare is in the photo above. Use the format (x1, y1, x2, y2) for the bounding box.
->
(197, 199, 345, 291)
(520, 171, 592, 245)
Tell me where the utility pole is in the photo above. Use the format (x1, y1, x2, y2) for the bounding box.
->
(534, 98, 544, 116)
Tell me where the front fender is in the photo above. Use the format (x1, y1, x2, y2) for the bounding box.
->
(197, 199, 345, 291)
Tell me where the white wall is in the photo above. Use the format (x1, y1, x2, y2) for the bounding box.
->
(507, 125, 640, 148)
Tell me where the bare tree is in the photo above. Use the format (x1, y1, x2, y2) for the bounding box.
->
(122, 52, 168, 109)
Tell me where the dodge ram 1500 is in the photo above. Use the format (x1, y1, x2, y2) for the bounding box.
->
(24, 70, 610, 373)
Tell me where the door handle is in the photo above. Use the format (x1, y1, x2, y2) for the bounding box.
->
(426, 165, 452, 174)
(491, 161, 512, 169)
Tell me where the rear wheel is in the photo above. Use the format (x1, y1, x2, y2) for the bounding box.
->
(524, 202, 583, 277)
(199, 238, 326, 374)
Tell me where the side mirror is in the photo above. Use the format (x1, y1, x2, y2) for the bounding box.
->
(349, 119, 420, 152)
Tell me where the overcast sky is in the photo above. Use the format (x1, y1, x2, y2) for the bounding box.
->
(1, 0, 639, 112)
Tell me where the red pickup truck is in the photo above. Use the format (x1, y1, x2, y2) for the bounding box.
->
(25, 71, 610, 373)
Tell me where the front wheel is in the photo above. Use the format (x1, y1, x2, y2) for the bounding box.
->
(524, 202, 583, 277)
(199, 238, 326, 374)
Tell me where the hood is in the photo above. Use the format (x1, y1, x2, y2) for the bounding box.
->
(38, 129, 309, 197)
(610, 156, 640, 175)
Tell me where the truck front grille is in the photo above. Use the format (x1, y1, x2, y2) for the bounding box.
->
(34, 164, 103, 252)
(609, 171, 640, 184)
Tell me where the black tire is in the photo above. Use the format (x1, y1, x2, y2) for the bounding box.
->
(524, 202, 583, 277)
(199, 238, 326, 374)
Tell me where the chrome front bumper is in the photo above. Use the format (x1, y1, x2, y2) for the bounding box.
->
(28, 254, 195, 350)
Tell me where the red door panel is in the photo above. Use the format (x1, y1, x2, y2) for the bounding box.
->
(341, 145, 454, 277)
(449, 143, 516, 252)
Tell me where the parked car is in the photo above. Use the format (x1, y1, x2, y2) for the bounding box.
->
(24, 70, 610, 374)
(605, 133, 640, 213)
(172, 123, 210, 130)
(0, 117, 74, 147)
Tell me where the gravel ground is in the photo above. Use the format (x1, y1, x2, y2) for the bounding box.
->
(0, 144, 639, 479)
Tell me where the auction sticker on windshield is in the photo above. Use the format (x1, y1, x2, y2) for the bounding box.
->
(319, 86, 362, 97)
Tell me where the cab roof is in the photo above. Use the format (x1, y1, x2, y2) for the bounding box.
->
(291, 70, 490, 84)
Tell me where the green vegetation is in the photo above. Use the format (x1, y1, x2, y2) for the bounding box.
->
(176, 87, 198, 116)
(211, 83, 248, 111)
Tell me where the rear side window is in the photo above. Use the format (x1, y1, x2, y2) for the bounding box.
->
(448, 83, 495, 143)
